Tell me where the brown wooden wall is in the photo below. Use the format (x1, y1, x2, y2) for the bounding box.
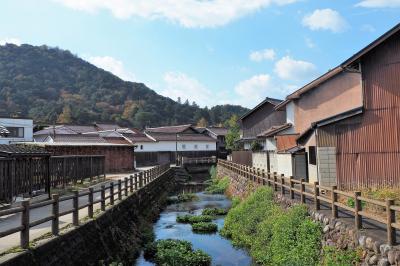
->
(231, 150, 252, 166)
(44, 145, 134, 173)
(242, 103, 286, 139)
(318, 30, 400, 190)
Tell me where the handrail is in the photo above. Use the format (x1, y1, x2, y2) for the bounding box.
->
(218, 159, 399, 245)
(0, 163, 171, 249)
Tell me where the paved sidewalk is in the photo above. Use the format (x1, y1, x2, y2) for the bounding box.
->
(0, 166, 154, 253)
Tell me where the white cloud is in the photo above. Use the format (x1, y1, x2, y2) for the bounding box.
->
(249, 49, 276, 62)
(161, 71, 215, 107)
(302, 9, 347, 33)
(274, 56, 317, 81)
(0, 37, 22, 46)
(87, 56, 136, 81)
(54, 0, 299, 28)
(356, 0, 400, 7)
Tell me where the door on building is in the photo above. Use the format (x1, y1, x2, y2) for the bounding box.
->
(292, 152, 308, 182)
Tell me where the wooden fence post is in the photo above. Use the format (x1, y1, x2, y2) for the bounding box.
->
(101, 185, 105, 211)
(20, 200, 30, 249)
(139, 173, 143, 188)
(300, 178, 305, 203)
(386, 199, 395, 245)
(52, 194, 59, 235)
(110, 182, 114, 205)
(135, 174, 138, 190)
(262, 170, 266, 186)
(354, 191, 362, 229)
(129, 175, 133, 193)
(280, 174, 285, 196)
(88, 188, 94, 218)
(73, 190, 79, 226)
(273, 172, 278, 191)
(124, 177, 128, 196)
(118, 180, 122, 200)
(314, 182, 320, 210)
(289, 176, 294, 199)
(331, 186, 338, 218)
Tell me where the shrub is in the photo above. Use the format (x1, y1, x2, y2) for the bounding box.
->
(201, 208, 227, 216)
(221, 187, 322, 266)
(144, 239, 211, 266)
(176, 215, 213, 224)
(191, 222, 218, 233)
(209, 165, 217, 179)
(320, 246, 361, 266)
(205, 176, 229, 194)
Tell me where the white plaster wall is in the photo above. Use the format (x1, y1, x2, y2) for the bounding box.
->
(252, 152, 268, 171)
(265, 138, 276, 151)
(0, 118, 33, 144)
(286, 102, 295, 125)
(277, 153, 293, 177)
(135, 141, 216, 152)
(269, 151, 278, 174)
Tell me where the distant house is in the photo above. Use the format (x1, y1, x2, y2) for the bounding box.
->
(203, 127, 228, 159)
(0, 118, 33, 145)
(132, 125, 217, 166)
(239, 97, 286, 150)
(32, 124, 135, 173)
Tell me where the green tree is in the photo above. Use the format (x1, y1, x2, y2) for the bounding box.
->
(225, 115, 241, 151)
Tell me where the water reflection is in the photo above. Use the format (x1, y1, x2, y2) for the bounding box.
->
(135, 191, 252, 266)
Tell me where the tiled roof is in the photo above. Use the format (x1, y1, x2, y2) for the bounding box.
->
(257, 123, 292, 138)
(145, 124, 193, 134)
(103, 137, 131, 145)
(206, 127, 228, 136)
(240, 97, 283, 120)
(0, 144, 50, 157)
(52, 134, 107, 143)
(149, 133, 216, 142)
(34, 126, 77, 135)
(95, 124, 122, 131)
(122, 133, 155, 143)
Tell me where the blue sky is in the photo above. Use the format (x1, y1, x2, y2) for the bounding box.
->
(0, 0, 399, 108)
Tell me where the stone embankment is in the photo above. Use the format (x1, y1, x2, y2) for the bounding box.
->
(217, 165, 400, 266)
(1, 169, 175, 266)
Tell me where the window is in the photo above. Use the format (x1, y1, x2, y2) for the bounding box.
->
(7, 127, 24, 138)
(194, 144, 198, 149)
(182, 144, 186, 149)
(206, 144, 209, 149)
(309, 146, 317, 165)
(140, 145, 143, 150)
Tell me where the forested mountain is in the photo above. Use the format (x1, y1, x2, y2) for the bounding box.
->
(0, 44, 248, 128)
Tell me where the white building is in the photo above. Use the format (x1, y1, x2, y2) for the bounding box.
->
(0, 118, 33, 144)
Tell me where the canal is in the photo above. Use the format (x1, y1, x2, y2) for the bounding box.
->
(135, 190, 253, 266)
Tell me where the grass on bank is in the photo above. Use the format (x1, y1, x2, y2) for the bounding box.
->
(144, 239, 211, 266)
(320, 246, 361, 266)
(205, 166, 229, 194)
(220, 186, 322, 266)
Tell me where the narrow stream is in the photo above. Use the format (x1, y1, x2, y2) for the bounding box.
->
(135, 191, 253, 266)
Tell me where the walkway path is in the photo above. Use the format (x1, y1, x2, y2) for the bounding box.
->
(0, 166, 155, 253)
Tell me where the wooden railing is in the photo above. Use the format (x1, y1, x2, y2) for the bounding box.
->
(181, 156, 217, 166)
(218, 159, 400, 245)
(0, 164, 170, 249)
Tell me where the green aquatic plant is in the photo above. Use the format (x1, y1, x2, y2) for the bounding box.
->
(191, 222, 218, 233)
(167, 193, 199, 204)
(144, 239, 211, 266)
(176, 214, 213, 224)
(201, 208, 228, 216)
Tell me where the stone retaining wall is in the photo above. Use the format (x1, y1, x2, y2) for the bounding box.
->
(217, 165, 400, 266)
(1, 169, 176, 266)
